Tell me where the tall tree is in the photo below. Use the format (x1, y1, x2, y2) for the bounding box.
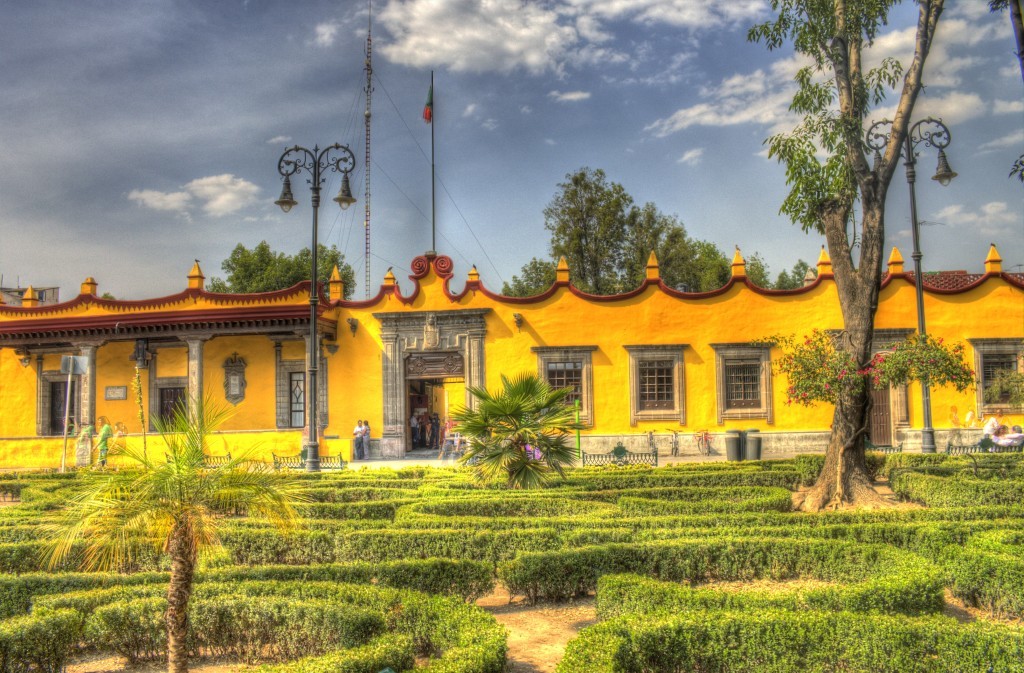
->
(501, 257, 557, 297)
(990, 1, 1024, 182)
(750, 1, 945, 509)
(775, 259, 815, 290)
(543, 168, 632, 295)
(207, 241, 356, 298)
(44, 397, 306, 673)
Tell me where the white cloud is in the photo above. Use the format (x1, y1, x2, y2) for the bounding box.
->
(481, 118, 499, 131)
(677, 148, 703, 166)
(313, 22, 339, 47)
(933, 202, 1019, 237)
(462, 103, 478, 117)
(266, 135, 292, 145)
(128, 189, 191, 212)
(130, 175, 260, 218)
(549, 90, 591, 102)
(378, 0, 578, 74)
(520, 105, 533, 114)
(565, 0, 767, 29)
(544, 138, 556, 145)
(185, 175, 261, 216)
(980, 129, 1024, 151)
(994, 99, 1024, 114)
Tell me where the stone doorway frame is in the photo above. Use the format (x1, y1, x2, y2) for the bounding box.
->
(374, 309, 490, 458)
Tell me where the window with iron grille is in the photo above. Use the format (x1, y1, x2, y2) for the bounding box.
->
(289, 372, 305, 428)
(624, 345, 687, 425)
(712, 344, 773, 424)
(638, 359, 674, 410)
(982, 353, 1017, 404)
(725, 360, 761, 409)
(969, 339, 1024, 412)
(533, 346, 597, 425)
(546, 361, 583, 404)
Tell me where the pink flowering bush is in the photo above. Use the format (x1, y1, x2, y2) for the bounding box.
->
(768, 331, 974, 408)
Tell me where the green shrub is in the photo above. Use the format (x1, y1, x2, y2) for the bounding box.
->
(947, 531, 1024, 618)
(558, 610, 1024, 673)
(256, 633, 415, 673)
(0, 608, 83, 673)
(87, 597, 165, 663)
(891, 472, 1024, 507)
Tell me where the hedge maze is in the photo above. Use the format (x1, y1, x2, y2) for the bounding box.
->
(1, 453, 1023, 672)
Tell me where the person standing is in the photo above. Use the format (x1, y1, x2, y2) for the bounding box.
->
(95, 416, 113, 468)
(352, 420, 365, 460)
(409, 413, 419, 450)
(362, 420, 371, 459)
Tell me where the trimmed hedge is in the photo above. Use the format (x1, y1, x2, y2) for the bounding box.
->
(947, 530, 1024, 618)
(0, 608, 82, 673)
(890, 472, 1024, 507)
(497, 538, 943, 611)
(558, 610, 1024, 673)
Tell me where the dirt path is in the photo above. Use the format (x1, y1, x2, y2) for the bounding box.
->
(477, 588, 597, 673)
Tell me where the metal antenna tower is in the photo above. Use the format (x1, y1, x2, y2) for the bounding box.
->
(363, 0, 373, 298)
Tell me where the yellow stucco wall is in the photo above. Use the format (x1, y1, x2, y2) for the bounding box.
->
(1, 248, 1022, 469)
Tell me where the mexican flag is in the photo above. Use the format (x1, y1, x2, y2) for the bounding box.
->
(423, 84, 433, 123)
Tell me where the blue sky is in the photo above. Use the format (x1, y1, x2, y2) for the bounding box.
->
(1, 0, 1021, 300)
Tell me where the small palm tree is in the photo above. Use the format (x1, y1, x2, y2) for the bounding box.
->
(44, 396, 307, 673)
(455, 373, 579, 488)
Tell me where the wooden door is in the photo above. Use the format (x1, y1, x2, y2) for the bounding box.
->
(49, 380, 77, 435)
(869, 387, 892, 445)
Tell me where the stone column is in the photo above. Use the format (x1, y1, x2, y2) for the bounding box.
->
(78, 344, 98, 427)
(465, 329, 487, 410)
(186, 337, 209, 404)
(379, 332, 405, 458)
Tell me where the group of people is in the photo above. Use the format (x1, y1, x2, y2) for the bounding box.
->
(351, 420, 371, 460)
(76, 416, 126, 468)
(409, 411, 446, 451)
(982, 413, 1024, 448)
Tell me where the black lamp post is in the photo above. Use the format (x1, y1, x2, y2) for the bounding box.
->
(275, 144, 356, 471)
(865, 118, 957, 454)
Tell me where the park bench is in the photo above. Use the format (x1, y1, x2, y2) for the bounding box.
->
(582, 442, 658, 467)
(202, 452, 231, 467)
(865, 440, 903, 454)
(272, 453, 347, 470)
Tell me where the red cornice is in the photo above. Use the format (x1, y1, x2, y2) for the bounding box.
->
(881, 271, 1024, 294)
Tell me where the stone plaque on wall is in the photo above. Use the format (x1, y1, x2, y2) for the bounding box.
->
(104, 386, 128, 400)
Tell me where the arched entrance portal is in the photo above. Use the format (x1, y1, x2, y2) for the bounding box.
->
(374, 309, 489, 458)
(406, 351, 465, 451)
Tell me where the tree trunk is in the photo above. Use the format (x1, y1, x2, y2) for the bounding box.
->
(801, 202, 888, 511)
(166, 526, 196, 673)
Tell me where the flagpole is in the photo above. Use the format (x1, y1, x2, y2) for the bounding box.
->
(430, 70, 436, 254)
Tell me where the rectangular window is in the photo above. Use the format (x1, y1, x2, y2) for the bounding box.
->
(712, 344, 774, 424)
(624, 345, 687, 426)
(533, 347, 597, 426)
(725, 360, 761, 409)
(546, 361, 583, 404)
(970, 339, 1024, 412)
(289, 372, 305, 428)
(48, 380, 78, 436)
(638, 359, 674, 410)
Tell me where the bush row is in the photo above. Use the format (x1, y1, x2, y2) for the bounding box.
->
(496, 538, 942, 610)
(1, 558, 494, 618)
(0, 608, 81, 673)
(617, 488, 792, 515)
(558, 609, 1024, 673)
(890, 472, 1024, 507)
(558, 469, 802, 490)
(596, 572, 939, 620)
(947, 530, 1024, 619)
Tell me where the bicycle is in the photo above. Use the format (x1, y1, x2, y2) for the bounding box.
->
(695, 429, 712, 456)
(665, 429, 680, 457)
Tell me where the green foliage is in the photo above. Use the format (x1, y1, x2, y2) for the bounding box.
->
(207, 241, 355, 298)
(559, 610, 1024, 673)
(769, 331, 974, 409)
(868, 335, 975, 393)
(983, 356, 1024, 406)
(770, 330, 864, 406)
(500, 257, 557, 297)
(455, 373, 580, 489)
(0, 608, 82, 673)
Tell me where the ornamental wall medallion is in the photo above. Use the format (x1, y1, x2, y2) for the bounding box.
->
(423, 313, 440, 349)
(223, 353, 247, 405)
(405, 351, 464, 378)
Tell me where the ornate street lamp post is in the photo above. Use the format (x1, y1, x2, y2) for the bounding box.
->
(865, 118, 957, 454)
(275, 144, 356, 471)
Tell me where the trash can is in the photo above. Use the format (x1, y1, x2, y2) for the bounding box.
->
(725, 430, 743, 462)
(744, 428, 762, 461)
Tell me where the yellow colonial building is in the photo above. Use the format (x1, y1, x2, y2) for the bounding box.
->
(1, 244, 1021, 469)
